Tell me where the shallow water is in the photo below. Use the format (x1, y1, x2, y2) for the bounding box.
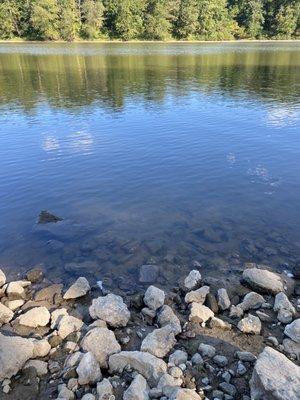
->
(0, 42, 299, 290)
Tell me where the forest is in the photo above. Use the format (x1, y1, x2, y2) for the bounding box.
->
(0, 0, 299, 41)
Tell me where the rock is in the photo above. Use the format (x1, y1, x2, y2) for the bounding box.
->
(57, 315, 83, 339)
(35, 283, 63, 303)
(236, 361, 247, 375)
(278, 308, 293, 324)
(229, 305, 243, 318)
(124, 374, 149, 400)
(23, 360, 48, 376)
(256, 310, 271, 322)
(184, 270, 201, 290)
(238, 314, 261, 334)
(17, 306, 50, 327)
(158, 372, 181, 390)
(198, 343, 216, 358)
(236, 351, 256, 363)
(205, 293, 219, 314)
(189, 303, 214, 323)
(5, 280, 30, 298)
(81, 395, 95, 400)
(5, 299, 24, 311)
(166, 387, 202, 399)
(97, 378, 114, 400)
(144, 286, 165, 311)
(274, 292, 295, 314)
(26, 267, 44, 283)
(283, 338, 300, 359)
(76, 352, 102, 385)
(184, 286, 209, 304)
(51, 308, 69, 329)
(157, 305, 181, 334)
(0, 303, 14, 325)
(239, 292, 265, 311)
(242, 267, 284, 294)
(57, 384, 74, 400)
(0, 333, 34, 380)
(284, 319, 300, 343)
(89, 294, 130, 327)
(209, 317, 231, 330)
(38, 210, 62, 224)
(63, 277, 90, 300)
(139, 265, 159, 283)
(218, 382, 236, 397)
(191, 353, 203, 365)
(217, 288, 231, 310)
(109, 351, 167, 387)
(141, 325, 176, 358)
(250, 346, 300, 399)
(169, 350, 188, 366)
(81, 327, 121, 368)
(293, 263, 300, 279)
(213, 355, 228, 367)
(31, 338, 51, 357)
(0, 269, 6, 287)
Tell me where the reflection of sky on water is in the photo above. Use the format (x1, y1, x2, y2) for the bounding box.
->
(42, 130, 94, 156)
(266, 106, 300, 127)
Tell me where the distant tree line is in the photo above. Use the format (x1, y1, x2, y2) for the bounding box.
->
(0, 0, 299, 41)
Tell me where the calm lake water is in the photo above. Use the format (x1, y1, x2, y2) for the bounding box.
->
(0, 42, 299, 290)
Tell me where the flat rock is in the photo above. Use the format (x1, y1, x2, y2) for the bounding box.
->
(0, 302, 14, 325)
(184, 270, 201, 290)
(144, 285, 165, 311)
(0, 333, 34, 380)
(242, 267, 284, 294)
(89, 294, 130, 327)
(34, 284, 63, 303)
(81, 327, 121, 368)
(238, 314, 261, 334)
(76, 351, 102, 385)
(38, 210, 63, 224)
(250, 346, 300, 399)
(185, 286, 209, 304)
(109, 351, 167, 387)
(284, 319, 300, 343)
(139, 265, 159, 283)
(17, 306, 50, 328)
(141, 325, 176, 358)
(63, 277, 91, 300)
(23, 360, 48, 376)
(189, 303, 214, 323)
(123, 374, 149, 400)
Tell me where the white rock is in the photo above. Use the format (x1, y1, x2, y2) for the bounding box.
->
(63, 277, 90, 300)
(278, 308, 293, 324)
(184, 286, 209, 304)
(189, 303, 214, 323)
(274, 292, 295, 314)
(283, 338, 300, 360)
(169, 350, 188, 366)
(158, 373, 182, 390)
(76, 352, 101, 385)
(5, 280, 31, 298)
(242, 268, 284, 294)
(81, 327, 121, 368)
(217, 288, 231, 310)
(0, 269, 6, 287)
(209, 317, 231, 330)
(144, 286, 165, 311)
(0, 333, 34, 380)
(18, 306, 50, 327)
(31, 338, 51, 357)
(284, 319, 300, 343)
(238, 314, 261, 334)
(109, 351, 167, 387)
(64, 351, 83, 370)
(123, 374, 149, 400)
(239, 292, 265, 311)
(57, 315, 83, 339)
(157, 305, 181, 334)
(166, 387, 202, 399)
(23, 360, 48, 376)
(97, 378, 114, 400)
(51, 308, 69, 329)
(184, 270, 201, 290)
(89, 294, 130, 327)
(57, 384, 75, 400)
(0, 303, 14, 325)
(5, 299, 24, 311)
(81, 395, 95, 400)
(250, 346, 300, 399)
(229, 305, 244, 318)
(141, 325, 176, 358)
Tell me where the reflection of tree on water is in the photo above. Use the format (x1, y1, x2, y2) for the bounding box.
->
(0, 44, 299, 112)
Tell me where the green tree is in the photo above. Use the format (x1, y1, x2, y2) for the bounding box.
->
(273, 2, 299, 38)
(0, 0, 20, 38)
(176, 0, 199, 39)
(30, 0, 60, 40)
(81, 0, 104, 39)
(144, 0, 171, 39)
(236, 0, 264, 38)
(58, 0, 80, 41)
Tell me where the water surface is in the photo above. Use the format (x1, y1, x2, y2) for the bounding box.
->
(0, 42, 299, 290)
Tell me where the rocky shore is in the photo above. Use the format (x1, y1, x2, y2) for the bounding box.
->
(0, 263, 299, 400)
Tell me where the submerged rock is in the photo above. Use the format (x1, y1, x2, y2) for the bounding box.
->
(242, 267, 284, 294)
(139, 265, 159, 283)
(38, 210, 63, 224)
(250, 346, 300, 399)
(89, 294, 130, 327)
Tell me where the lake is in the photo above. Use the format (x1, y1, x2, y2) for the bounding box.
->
(0, 42, 299, 291)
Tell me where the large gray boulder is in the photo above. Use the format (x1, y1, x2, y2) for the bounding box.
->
(76, 351, 102, 385)
(250, 346, 300, 399)
(242, 267, 284, 294)
(81, 327, 121, 368)
(109, 351, 167, 387)
(141, 325, 176, 358)
(89, 294, 130, 327)
(0, 333, 34, 381)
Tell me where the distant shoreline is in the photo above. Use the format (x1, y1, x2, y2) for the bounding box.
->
(0, 38, 300, 44)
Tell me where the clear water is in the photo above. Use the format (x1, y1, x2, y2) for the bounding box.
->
(0, 42, 299, 290)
